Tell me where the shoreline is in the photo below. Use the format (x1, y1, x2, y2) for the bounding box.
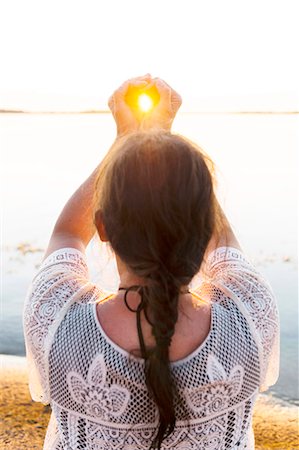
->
(1, 355, 298, 449)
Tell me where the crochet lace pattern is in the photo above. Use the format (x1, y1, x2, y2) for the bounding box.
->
(23, 247, 279, 449)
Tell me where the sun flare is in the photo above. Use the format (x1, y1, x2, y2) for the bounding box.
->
(137, 93, 153, 112)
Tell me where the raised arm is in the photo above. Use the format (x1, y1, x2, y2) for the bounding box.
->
(43, 75, 181, 260)
(204, 201, 242, 259)
(43, 166, 99, 259)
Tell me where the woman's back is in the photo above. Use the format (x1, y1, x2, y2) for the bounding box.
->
(24, 246, 278, 449)
(96, 291, 211, 363)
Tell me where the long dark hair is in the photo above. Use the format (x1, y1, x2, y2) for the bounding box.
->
(93, 131, 217, 449)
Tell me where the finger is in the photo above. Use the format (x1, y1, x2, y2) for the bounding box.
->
(126, 74, 152, 89)
(153, 77, 182, 112)
(152, 77, 181, 98)
(171, 91, 182, 113)
(108, 94, 115, 112)
(115, 80, 131, 97)
(114, 79, 149, 101)
(154, 78, 172, 105)
(131, 73, 152, 82)
(129, 80, 149, 88)
(142, 80, 155, 91)
(111, 75, 153, 105)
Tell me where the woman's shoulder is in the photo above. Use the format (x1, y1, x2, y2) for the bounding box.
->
(194, 246, 280, 393)
(23, 247, 107, 403)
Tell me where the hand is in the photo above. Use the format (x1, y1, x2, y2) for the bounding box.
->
(108, 74, 151, 136)
(108, 75, 182, 136)
(141, 77, 182, 132)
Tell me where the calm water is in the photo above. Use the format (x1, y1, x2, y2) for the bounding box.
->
(0, 113, 298, 404)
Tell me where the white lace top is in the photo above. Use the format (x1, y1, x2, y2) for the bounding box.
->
(23, 247, 279, 450)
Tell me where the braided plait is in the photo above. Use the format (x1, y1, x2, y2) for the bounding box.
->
(142, 270, 180, 448)
(94, 131, 217, 449)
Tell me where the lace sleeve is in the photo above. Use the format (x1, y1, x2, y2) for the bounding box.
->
(201, 246, 280, 392)
(23, 247, 98, 404)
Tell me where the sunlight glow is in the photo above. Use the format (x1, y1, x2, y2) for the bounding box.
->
(138, 93, 153, 112)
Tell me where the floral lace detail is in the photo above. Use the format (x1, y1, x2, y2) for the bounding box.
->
(185, 354, 244, 417)
(204, 247, 279, 391)
(23, 248, 102, 403)
(224, 271, 278, 390)
(67, 354, 130, 420)
(79, 412, 249, 450)
(50, 401, 252, 450)
(206, 247, 248, 270)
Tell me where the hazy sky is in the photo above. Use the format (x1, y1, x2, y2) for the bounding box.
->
(0, 0, 298, 110)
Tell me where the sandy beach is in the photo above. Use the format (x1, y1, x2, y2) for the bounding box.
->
(0, 355, 298, 449)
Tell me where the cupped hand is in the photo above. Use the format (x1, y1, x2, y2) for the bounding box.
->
(141, 77, 182, 132)
(108, 75, 182, 136)
(108, 75, 151, 136)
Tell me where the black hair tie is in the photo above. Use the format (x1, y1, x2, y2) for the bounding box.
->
(119, 285, 151, 359)
(119, 285, 142, 312)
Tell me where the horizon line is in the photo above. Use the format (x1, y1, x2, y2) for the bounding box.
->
(1, 109, 298, 115)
